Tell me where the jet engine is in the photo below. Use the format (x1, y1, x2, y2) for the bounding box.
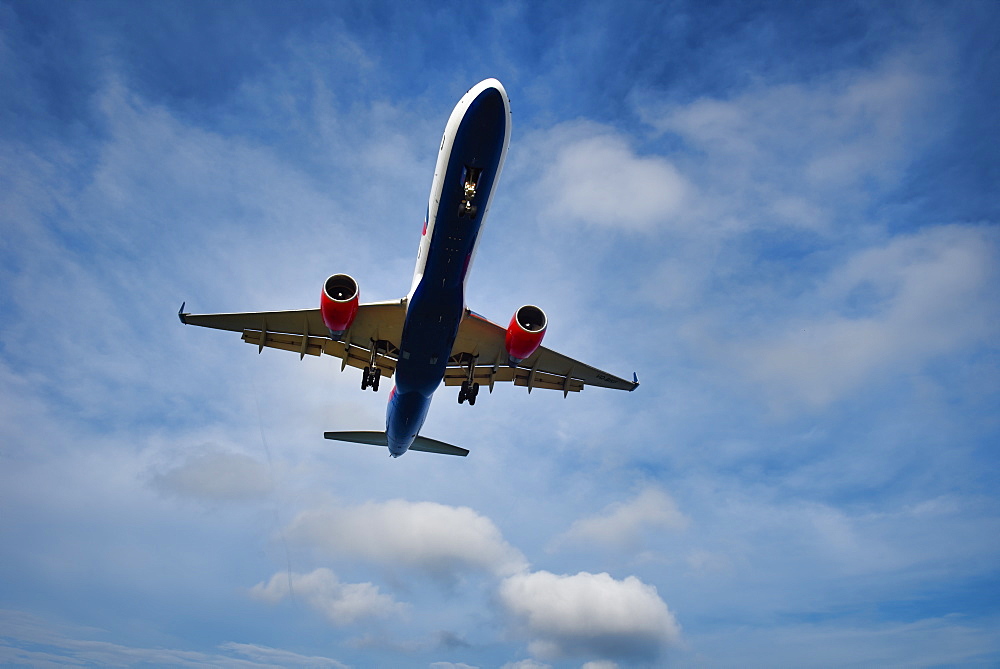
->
(320, 274, 360, 337)
(504, 304, 547, 365)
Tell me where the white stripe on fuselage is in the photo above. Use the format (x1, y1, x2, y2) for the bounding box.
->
(408, 79, 512, 301)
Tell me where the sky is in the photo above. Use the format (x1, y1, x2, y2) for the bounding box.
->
(1, 1, 998, 667)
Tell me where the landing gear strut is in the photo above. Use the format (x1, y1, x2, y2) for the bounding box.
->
(361, 340, 384, 392)
(457, 166, 482, 219)
(457, 354, 479, 405)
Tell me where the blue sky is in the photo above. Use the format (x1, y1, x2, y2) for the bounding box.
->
(1, 1, 998, 667)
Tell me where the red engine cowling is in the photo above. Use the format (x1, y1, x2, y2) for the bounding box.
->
(505, 304, 547, 364)
(320, 274, 360, 337)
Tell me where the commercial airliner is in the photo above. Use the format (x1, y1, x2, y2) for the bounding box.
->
(179, 79, 638, 457)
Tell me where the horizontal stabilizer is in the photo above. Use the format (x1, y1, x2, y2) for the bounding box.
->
(411, 436, 469, 456)
(324, 431, 468, 457)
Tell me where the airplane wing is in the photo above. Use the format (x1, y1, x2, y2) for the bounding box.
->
(178, 300, 407, 377)
(447, 310, 639, 396)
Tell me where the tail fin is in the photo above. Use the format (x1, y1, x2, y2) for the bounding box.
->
(324, 431, 468, 457)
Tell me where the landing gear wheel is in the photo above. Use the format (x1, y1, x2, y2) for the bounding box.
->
(362, 366, 380, 391)
(458, 380, 469, 404)
(458, 201, 478, 218)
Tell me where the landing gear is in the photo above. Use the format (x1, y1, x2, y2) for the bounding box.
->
(362, 366, 380, 392)
(458, 200, 478, 218)
(457, 166, 481, 219)
(458, 380, 479, 405)
(457, 354, 479, 405)
(362, 340, 384, 392)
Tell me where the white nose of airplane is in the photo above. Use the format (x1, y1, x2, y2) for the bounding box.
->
(450, 79, 511, 134)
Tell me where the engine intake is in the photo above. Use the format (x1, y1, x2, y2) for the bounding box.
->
(320, 274, 360, 337)
(505, 304, 547, 365)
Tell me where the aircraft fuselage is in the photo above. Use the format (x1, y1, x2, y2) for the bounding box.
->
(385, 80, 511, 456)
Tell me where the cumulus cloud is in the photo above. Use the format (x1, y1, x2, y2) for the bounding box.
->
(151, 449, 273, 501)
(498, 570, 681, 663)
(733, 224, 999, 407)
(250, 568, 406, 626)
(552, 487, 689, 551)
(286, 499, 528, 579)
(532, 124, 691, 232)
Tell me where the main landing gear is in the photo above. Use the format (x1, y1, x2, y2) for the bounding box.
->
(361, 366, 380, 392)
(458, 380, 479, 405)
(361, 340, 384, 392)
(457, 354, 479, 405)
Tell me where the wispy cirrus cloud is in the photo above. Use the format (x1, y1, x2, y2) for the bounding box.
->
(636, 44, 949, 236)
(550, 487, 689, 552)
(716, 224, 999, 408)
(0, 609, 349, 668)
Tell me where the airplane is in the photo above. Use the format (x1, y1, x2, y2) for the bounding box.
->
(179, 79, 638, 458)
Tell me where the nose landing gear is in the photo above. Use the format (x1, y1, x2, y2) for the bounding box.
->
(457, 166, 482, 219)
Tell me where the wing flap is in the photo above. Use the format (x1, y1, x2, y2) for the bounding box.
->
(442, 366, 584, 393)
(241, 330, 397, 377)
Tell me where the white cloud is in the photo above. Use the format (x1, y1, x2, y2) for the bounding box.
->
(250, 568, 406, 626)
(220, 642, 349, 668)
(287, 499, 528, 578)
(531, 124, 691, 232)
(0, 608, 349, 668)
(498, 570, 681, 662)
(500, 661, 552, 669)
(688, 616, 1000, 669)
(731, 225, 999, 407)
(638, 48, 946, 234)
(152, 449, 273, 501)
(552, 487, 689, 551)
(581, 662, 620, 669)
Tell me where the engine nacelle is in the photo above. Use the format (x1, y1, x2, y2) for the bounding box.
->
(505, 304, 547, 365)
(320, 274, 360, 337)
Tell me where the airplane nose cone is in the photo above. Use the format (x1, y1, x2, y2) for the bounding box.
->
(466, 85, 508, 136)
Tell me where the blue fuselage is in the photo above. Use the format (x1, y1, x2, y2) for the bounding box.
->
(384, 82, 510, 456)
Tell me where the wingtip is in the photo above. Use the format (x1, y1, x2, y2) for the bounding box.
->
(631, 372, 640, 391)
(178, 302, 188, 325)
